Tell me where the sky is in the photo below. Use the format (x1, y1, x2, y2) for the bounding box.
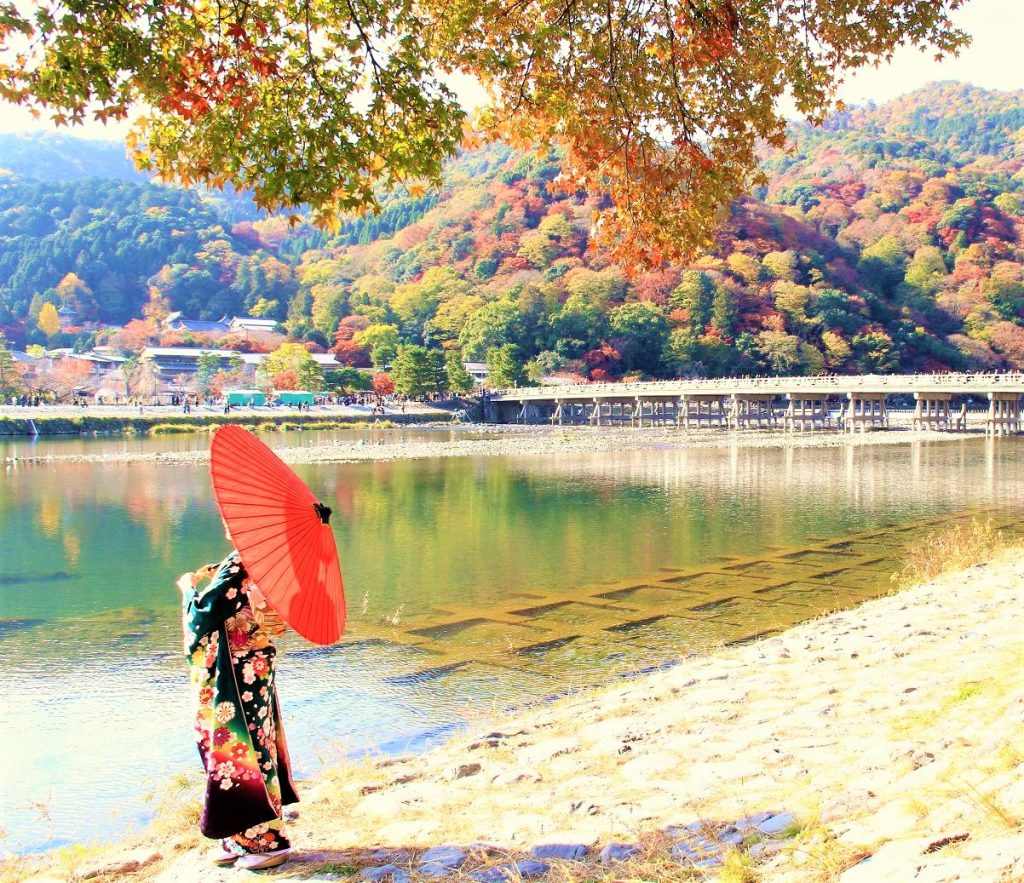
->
(0, 0, 1020, 140)
(834, 0, 1024, 106)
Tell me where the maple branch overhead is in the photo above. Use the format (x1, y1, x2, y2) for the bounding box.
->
(0, 0, 970, 266)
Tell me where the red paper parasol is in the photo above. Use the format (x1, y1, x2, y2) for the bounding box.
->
(209, 425, 346, 645)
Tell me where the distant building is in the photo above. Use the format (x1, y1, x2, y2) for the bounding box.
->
(311, 353, 341, 369)
(238, 353, 264, 375)
(64, 351, 128, 377)
(229, 316, 279, 334)
(163, 311, 231, 335)
(228, 316, 285, 348)
(11, 350, 41, 384)
(463, 361, 489, 386)
(142, 347, 239, 376)
(56, 304, 78, 329)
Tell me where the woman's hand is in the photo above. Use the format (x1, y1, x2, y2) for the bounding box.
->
(176, 564, 218, 594)
(195, 563, 219, 581)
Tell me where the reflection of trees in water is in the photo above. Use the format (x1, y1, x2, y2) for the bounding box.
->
(6, 457, 736, 622)
(5, 442, 1023, 639)
(507, 440, 1024, 510)
(1, 462, 221, 633)
(5, 462, 214, 567)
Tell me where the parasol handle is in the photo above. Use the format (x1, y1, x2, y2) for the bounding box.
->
(313, 502, 332, 525)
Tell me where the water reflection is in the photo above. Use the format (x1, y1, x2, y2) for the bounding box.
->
(510, 441, 1020, 509)
(2, 437, 1023, 852)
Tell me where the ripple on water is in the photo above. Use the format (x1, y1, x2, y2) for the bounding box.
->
(0, 571, 78, 585)
(0, 618, 46, 637)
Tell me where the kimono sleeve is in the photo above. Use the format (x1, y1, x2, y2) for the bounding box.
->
(184, 555, 249, 642)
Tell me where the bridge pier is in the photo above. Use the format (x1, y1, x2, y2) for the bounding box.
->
(573, 401, 593, 425)
(985, 392, 1022, 436)
(783, 393, 833, 431)
(679, 394, 729, 429)
(633, 396, 680, 427)
(730, 393, 778, 429)
(516, 400, 552, 424)
(845, 392, 888, 432)
(912, 392, 955, 431)
(601, 399, 635, 426)
(489, 399, 521, 423)
(552, 399, 581, 425)
(553, 399, 604, 426)
(592, 398, 639, 426)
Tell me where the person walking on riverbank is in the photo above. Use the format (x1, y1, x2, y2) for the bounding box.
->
(177, 550, 298, 871)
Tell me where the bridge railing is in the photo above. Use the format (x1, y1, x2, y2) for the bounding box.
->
(488, 372, 1024, 401)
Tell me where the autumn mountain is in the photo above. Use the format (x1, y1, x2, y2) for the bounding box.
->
(1, 81, 1022, 380)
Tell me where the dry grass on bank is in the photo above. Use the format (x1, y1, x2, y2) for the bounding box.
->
(891, 517, 1020, 589)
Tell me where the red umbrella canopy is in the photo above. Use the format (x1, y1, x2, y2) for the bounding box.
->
(210, 425, 346, 645)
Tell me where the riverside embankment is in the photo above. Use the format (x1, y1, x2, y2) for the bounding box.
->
(0, 403, 453, 437)
(7, 548, 1024, 882)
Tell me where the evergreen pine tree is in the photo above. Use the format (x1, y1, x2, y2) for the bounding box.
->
(444, 351, 474, 394)
(711, 285, 737, 338)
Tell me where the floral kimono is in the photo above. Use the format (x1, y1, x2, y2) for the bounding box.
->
(182, 553, 299, 851)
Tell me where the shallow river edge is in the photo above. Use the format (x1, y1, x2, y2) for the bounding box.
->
(8, 549, 1024, 883)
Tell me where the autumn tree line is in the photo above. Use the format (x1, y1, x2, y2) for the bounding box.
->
(0, 83, 1023, 394)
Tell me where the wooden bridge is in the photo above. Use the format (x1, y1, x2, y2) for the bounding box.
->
(486, 373, 1024, 436)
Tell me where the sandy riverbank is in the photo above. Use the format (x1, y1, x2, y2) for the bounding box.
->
(2, 420, 1000, 467)
(9, 551, 1024, 882)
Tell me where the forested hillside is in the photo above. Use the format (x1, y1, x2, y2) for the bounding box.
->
(1, 82, 1023, 380)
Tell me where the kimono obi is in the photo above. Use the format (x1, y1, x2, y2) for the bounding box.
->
(226, 581, 287, 658)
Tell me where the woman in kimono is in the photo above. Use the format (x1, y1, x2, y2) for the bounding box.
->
(178, 550, 299, 871)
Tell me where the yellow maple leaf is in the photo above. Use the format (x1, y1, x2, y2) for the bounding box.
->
(318, 209, 340, 234)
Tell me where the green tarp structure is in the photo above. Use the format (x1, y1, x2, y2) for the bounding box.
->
(275, 390, 314, 405)
(225, 389, 266, 406)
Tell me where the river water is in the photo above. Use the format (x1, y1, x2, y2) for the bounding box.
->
(1, 431, 1022, 853)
